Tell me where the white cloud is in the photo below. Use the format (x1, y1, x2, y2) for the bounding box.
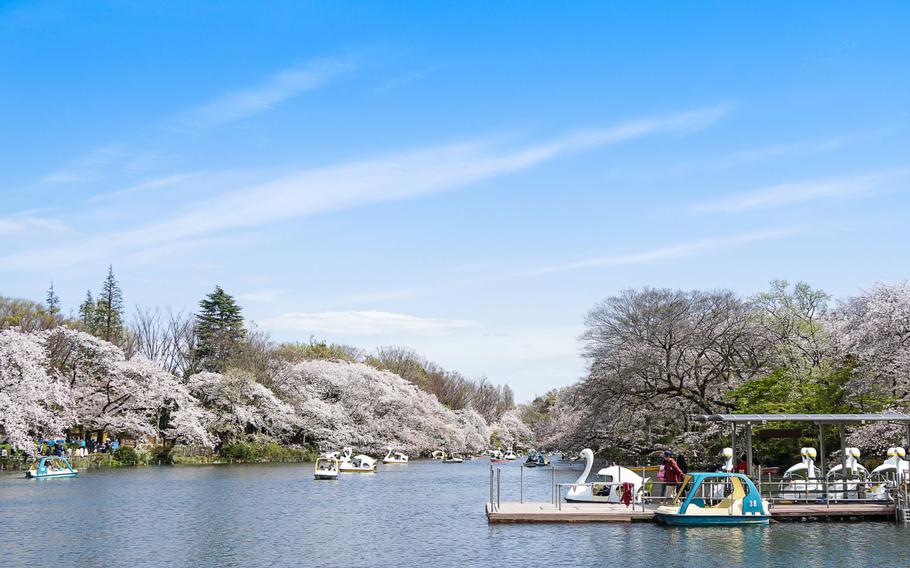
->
(693, 167, 910, 213)
(41, 145, 158, 186)
(724, 137, 846, 164)
(263, 310, 478, 336)
(0, 214, 69, 235)
(176, 57, 354, 129)
(1, 105, 730, 270)
(87, 173, 202, 202)
(528, 227, 804, 276)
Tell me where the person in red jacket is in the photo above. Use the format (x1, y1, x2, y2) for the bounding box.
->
(662, 450, 685, 497)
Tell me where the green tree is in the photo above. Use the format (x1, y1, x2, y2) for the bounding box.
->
(45, 282, 61, 316)
(94, 265, 124, 343)
(195, 285, 246, 372)
(78, 290, 96, 333)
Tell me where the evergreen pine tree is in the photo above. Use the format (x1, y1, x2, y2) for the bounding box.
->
(95, 265, 124, 343)
(195, 285, 246, 372)
(78, 290, 96, 333)
(46, 282, 61, 315)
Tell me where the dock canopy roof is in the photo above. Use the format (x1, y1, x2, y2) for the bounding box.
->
(695, 413, 910, 425)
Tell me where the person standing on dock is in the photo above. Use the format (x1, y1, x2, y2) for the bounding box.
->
(661, 451, 685, 497)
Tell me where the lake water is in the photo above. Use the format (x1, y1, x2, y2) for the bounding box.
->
(1, 458, 905, 567)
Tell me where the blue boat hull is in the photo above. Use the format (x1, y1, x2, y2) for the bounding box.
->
(27, 472, 78, 479)
(655, 512, 770, 526)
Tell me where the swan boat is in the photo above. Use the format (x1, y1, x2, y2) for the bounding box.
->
(382, 449, 409, 464)
(779, 447, 822, 500)
(869, 447, 909, 500)
(314, 456, 340, 480)
(338, 447, 377, 473)
(503, 449, 518, 461)
(654, 472, 770, 526)
(565, 449, 645, 504)
(431, 450, 446, 461)
(26, 456, 79, 479)
(826, 447, 868, 500)
(488, 449, 506, 462)
(443, 452, 464, 463)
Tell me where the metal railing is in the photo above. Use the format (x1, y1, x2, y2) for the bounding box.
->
(760, 476, 902, 505)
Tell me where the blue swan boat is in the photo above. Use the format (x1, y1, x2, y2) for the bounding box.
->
(654, 472, 770, 526)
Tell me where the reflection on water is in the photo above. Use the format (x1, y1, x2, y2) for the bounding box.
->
(0, 460, 905, 567)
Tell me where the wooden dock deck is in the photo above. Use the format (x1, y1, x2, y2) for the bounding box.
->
(486, 501, 897, 524)
(770, 502, 896, 521)
(486, 501, 655, 523)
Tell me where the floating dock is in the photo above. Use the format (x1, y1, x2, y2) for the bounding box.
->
(486, 501, 897, 523)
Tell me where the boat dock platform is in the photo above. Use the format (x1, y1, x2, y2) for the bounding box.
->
(486, 501, 897, 523)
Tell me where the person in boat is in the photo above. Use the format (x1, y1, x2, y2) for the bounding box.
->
(736, 454, 748, 474)
(661, 451, 685, 497)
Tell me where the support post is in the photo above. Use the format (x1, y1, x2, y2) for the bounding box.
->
(496, 468, 501, 510)
(731, 422, 737, 470)
(819, 423, 827, 501)
(520, 463, 524, 504)
(489, 464, 494, 505)
(745, 422, 753, 478)
(840, 423, 848, 499)
(551, 465, 556, 504)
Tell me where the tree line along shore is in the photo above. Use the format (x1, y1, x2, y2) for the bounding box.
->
(3, 271, 910, 471)
(0, 267, 530, 467)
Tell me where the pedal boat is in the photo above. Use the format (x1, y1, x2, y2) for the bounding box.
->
(338, 447, 377, 472)
(314, 456, 339, 480)
(26, 456, 79, 479)
(566, 449, 645, 504)
(654, 472, 770, 526)
(382, 449, 409, 464)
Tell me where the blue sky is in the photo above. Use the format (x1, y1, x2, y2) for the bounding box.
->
(2, 2, 909, 400)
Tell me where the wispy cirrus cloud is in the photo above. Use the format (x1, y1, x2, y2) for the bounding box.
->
(1, 105, 731, 270)
(87, 173, 203, 203)
(41, 145, 158, 186)
(0, 213, 69, 236)
(526, 227, 804, 276)
(263, 310, 478, 336)
(175, 57, 355, 130)
(693, 167, 910, 213)
(335, 226, 805, 304)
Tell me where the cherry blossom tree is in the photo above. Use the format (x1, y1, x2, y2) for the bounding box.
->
(271, 359, 492, 453)
(45, 327, 213, 446)
(187, 370, 300, 445)
(831, 282, 910, 404)
(492, 409, 534, 449)
(0, 329, 72, 453)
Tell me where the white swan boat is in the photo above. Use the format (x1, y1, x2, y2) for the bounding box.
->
(503, 449, 518, 461)
(382, 449, 409, 464)
(338, 447, 377, 473)
(869, 447, 909, 500)
(779, 447, 822, 500)
(431, 450, 446, 461)
(443, 452, 464, 463)
(314, 456, 339, 480)
(488, 449, 505, 462)
(565, 449, 645, 504)
(826, 447, 868, 500)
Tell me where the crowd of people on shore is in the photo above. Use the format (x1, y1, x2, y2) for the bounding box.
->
(36, 437, 122, 458)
